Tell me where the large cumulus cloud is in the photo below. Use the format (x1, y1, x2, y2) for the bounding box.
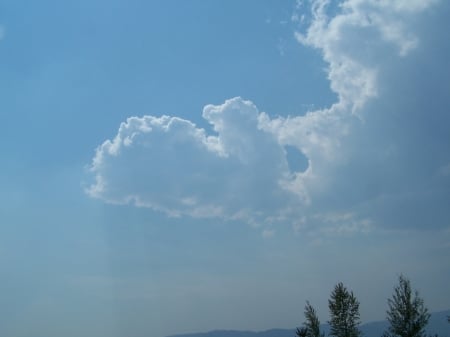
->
(286, 0, 450, 230)
(87, 0, 450, 232)
(87, 98, 306, 225)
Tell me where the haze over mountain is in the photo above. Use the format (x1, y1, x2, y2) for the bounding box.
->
(167, 310, 450, 337)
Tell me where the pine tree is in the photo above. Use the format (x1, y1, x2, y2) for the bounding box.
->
(296, 301, 324, 337)
(328, 282, 361, 337)
(296, 327, 309, 337)
(384, 275, 430, 337)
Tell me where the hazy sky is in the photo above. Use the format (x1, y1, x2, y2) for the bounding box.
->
(1, 1, 450, 337)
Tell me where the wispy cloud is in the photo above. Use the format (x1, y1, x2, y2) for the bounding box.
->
(262, 229, 275, 239)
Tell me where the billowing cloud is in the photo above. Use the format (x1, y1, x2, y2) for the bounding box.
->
(87, 98, 306, 225)
(87, 0, 450, 232)
(284, 0, 450, 229)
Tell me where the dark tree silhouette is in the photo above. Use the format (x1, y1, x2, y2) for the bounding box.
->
(328, 282, 361, 337)
(296, 301, 324, 337)
(296, 327, 309, 337)
(384, 275, 430, 337)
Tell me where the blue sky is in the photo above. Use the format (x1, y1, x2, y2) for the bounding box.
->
(1, 1, 450, 337)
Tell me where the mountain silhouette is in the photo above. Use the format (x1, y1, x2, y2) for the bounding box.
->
(166, 309, 450, 337)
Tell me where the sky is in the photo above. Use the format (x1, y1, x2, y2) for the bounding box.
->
(0, 1, 450, 337)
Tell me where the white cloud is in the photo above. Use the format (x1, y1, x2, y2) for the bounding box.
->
(267, 0, 449, 227)
(262, 229, 275, 239)
(294, 0, 438, 113)
(314, 212, 373, 235)
(87, 0, 450, 233)
(87, 97, 306, 225)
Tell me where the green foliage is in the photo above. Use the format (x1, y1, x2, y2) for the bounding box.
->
(328, 282, 361, 337)
(296, 301, 324, 337)
(384, 275, 430, 337)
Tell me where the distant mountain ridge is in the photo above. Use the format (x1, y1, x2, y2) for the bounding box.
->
(166, 310, 450, 337)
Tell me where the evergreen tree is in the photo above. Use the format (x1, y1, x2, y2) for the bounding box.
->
(328, 282, 361, 337)
(296, 301, 324, 337)
(384, 275, 430, 337)
(296, 327, 309, 337)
